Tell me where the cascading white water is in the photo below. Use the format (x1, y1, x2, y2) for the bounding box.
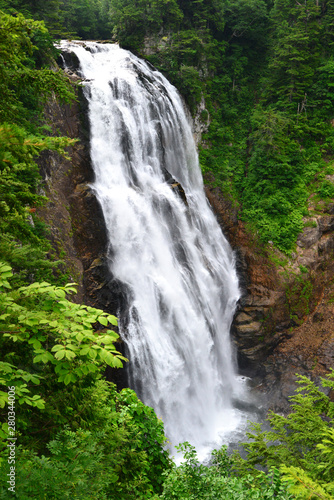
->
(60, 41, 248, 457)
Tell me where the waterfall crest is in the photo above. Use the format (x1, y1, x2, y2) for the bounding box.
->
(60, 41, 247, 456)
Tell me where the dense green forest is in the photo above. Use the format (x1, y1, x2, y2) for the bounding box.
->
(2, 0, 334, 255)
(1, 0, 334, 498)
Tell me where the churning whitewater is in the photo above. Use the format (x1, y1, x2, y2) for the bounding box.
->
(60, 41, 248, 456)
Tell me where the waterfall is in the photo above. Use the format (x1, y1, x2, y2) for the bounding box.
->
(60, 41, 248, 457)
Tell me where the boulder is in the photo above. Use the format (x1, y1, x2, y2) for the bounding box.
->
(297, 226, 321, 248)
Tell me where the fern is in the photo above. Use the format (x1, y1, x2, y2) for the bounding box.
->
(280, 465, 333, 500)
(317, 428, 334, 483)
(233, 372, 334, 498)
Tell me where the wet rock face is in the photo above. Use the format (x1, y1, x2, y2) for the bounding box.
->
(205, 177, 334, 411)
(41, 57, 127, 313)
(297, 225, 321, 249)
(58, 50, 81, 77)
(297, 216, 334, 252)
(233, 287, 287, 370)
(37, 82, 128, 387)
(204, 177, 290, 372)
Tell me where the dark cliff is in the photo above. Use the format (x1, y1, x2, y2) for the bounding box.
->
(37, 77, 128, 387)
(205, 178, 334, 411)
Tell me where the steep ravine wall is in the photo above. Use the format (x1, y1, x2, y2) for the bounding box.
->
(38, 67, 334, 413)
(205, 180, 334, 411)
(37, 78, 129, 387)
(38, 90, 108, 307)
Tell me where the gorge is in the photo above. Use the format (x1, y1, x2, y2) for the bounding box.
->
(59, 40, 252, 455)
(51, 38, 334, 450)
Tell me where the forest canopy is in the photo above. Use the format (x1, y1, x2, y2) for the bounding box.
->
(14, 0, 329, 252)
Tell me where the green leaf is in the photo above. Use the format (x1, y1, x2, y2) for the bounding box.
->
(64, 350, 76, 360)
(33, 351, 54, 364)
(51, 345, 65, 352)
(79, 347, 90, 356)
(28, 339, 42, 350)
(112, 357, 123, 369)
(88, 349, 97, 360)
(107, 315, 118, 326)
(64, 373, 77, 385)
(55, 350, 66, 360)
(98, 315, 108, 326)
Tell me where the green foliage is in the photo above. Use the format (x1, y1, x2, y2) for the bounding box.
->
(233, 373, 334, 499)
(146, 29, 220, 112)
(0, 122, 75, 242)
(317, 180, 334, 200)
(0, 264, 171, 498)
(0, 0, 102, 38)
(159, 442, 292, 499)
(283, 269, 313, 321)
(267, 0, 323, 108)
(0, 381, 171, 499)
(223, 0, 269, 52)
(12, 430, 112, 499)
(0, 11, 74, 125)
(0, 10, 77, 281)
(0, 263, 126, 438)
(240, 107, 307, 251)
(60, 0, 111, 40)
(237, 0, 334, 250)
(279, 465, 333, 500)
(109, 0, 183, 50)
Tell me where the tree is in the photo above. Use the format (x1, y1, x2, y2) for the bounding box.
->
(0, 262, 126, 439)
(160, 442, 291, 499)
(0, 11, 74, 124)
(109, 0, 183, 49)
(266, 0, 323, 108)
(61, 0, 99, 39)
(0, 381, 171, 499)
(233, 372, 334, 499)
(0, 0, 65, 36)
(0, 11, 76, 280)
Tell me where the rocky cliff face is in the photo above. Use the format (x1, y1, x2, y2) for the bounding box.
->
(37, 75, 128, 387)
(205, 177, 334, 411)
(38, 91, 107, 306)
